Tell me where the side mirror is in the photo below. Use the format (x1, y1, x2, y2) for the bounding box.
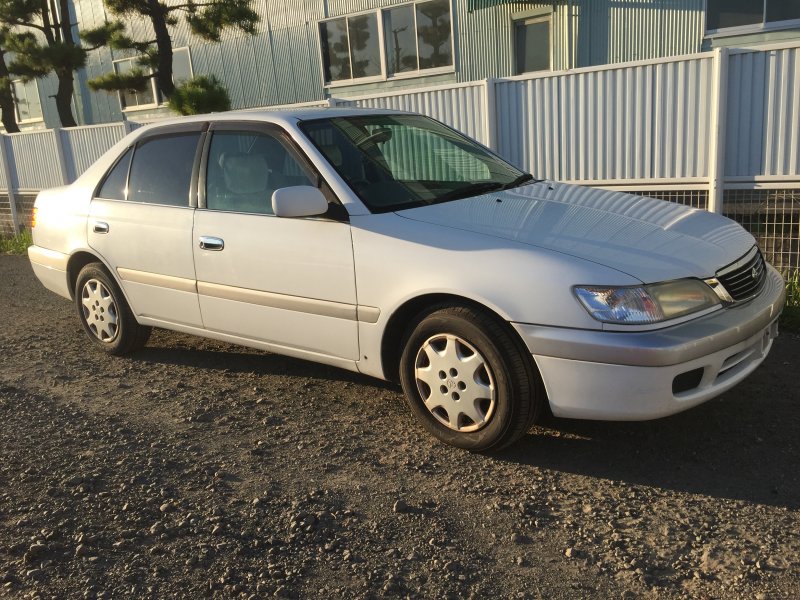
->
(271, 186, 329, 218)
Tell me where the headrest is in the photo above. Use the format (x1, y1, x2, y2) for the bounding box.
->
(221, 153, 269, 195)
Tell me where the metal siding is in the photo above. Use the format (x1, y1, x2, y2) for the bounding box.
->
(7, 132, 64, 190)
(64, 0, 707, 126)
(494, 54, 714, 182)
(726, 47, 800, 178)
(457, 0, 565, 82)
(349, 83, 486, 142)
(583, 0, 703, 67)
(248, 31, 279, 107)
(219, 42, 248, 109)
(62, 124, 128, 179)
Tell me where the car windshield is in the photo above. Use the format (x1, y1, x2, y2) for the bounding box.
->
(299, 114, 531, 213)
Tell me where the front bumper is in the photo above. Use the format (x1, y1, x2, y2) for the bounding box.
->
(513, 265, 786, 420)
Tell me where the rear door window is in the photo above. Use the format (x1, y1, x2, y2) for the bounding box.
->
(127, 133, 201, 206)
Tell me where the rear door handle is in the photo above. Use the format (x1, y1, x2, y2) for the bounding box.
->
(93, 221, 109, 234)
(199, 236, 224, 251)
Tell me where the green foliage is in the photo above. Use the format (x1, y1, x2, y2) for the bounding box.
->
(0, 229, 32, 254)
(167, 75, 231, 115)
(81, 21, 151, 54)
(187, 1, 259, 42)
(779, 270, 800, 333)
(785, 270, 799, 307)
(86, 1, 259, 101)
(0, 0, 85, 126)
(6, 34, 86, 78)
(86, 68, 151, 93)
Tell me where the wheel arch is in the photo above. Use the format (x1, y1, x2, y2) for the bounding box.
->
(379, 293, 534, 384)
(66, 250, 121, 301)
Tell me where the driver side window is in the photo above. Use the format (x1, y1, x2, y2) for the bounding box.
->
(205, 131, 313, 214)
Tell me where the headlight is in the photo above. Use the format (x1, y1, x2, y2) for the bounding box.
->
(574, 279, 721, 324)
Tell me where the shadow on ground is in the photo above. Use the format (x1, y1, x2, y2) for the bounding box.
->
(499, 338, 799, 508)
(137, 326, 799, 509)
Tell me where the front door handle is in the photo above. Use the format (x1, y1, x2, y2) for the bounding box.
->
(199, 236, 224, 251)
(93, 221, 109, 234)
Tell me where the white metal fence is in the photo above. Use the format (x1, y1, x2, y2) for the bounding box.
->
(2, 43, 798, 280)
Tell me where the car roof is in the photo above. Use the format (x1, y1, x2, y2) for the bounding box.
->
(133, 106, 411, 134)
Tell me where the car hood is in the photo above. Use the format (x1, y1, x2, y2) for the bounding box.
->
(395, 182, 756, 283)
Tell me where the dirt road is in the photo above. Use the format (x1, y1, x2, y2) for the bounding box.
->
(1, 255, 798, 599)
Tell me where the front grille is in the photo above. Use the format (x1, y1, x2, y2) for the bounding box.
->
(716, 247, 766, 302)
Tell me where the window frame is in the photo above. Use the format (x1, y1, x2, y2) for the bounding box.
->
(512, 14, 553, 75)
(198, 121, 348, 221)
(93, 121, 207, 208)
(111, 47, 194, 113)
(705, 0, 800, 37)
(317, 0, 456, 88)
(10, 78, 44, 124)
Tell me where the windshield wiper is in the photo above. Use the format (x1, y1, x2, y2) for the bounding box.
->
(501, 173, 540, 190)
(432, 181, 505, 204)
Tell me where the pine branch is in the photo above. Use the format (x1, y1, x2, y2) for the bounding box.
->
(87, 68, 152, 93)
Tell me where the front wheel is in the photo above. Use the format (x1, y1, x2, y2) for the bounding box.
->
(75, 263, 151, 355)
(399, 305, 543, 451)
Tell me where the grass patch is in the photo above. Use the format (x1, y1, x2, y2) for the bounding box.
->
(781, 270, 800, 333)
(0, 229, 32, 255)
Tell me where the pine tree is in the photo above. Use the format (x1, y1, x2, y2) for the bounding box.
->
(83, 1, 258, 112)
(0, 0, 86, 127)
(0, 29, 20, 133)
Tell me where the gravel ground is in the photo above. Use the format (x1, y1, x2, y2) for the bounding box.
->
(1, 254, 799, 599)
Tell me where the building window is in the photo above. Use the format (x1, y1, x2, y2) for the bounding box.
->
(11, 79, 43, 122)
(707, 0, 800, 32)
(112, 47, 193, 111)
(320, 13, 382, 82)
(514, 16, 551, 75)
(113, 57, 157, 110)
(319, 0, 454, 85)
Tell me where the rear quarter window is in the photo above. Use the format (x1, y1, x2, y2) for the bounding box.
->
(96, 147, 133, 200)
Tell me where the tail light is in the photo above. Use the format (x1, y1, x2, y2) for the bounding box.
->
(31, 207, 37, 228)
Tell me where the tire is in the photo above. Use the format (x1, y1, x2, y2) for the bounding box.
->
(399, 304, 543, 451)
(75, 262, 151, 355)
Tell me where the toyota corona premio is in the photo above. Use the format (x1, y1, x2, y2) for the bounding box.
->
(28, 109, 785, 450)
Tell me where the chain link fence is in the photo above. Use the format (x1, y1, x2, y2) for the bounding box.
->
(1, 194, 36, 237)
(631, 188, 799, 306)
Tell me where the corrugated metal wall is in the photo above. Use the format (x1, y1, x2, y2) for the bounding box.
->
(494, 54, 714, 182)
(581, 0, 703, 66)
(726, 46, 800, 179)
(3, 43, 799, 198)
(6, 132, 64, 190)
(23, 0, 708, 129)
(344, 83, 487, 143)
(62, 123, 129, 180)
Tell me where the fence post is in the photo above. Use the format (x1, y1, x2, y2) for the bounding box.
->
(483, 78, 498, 151)
(0, 134, 20, 234)
(51, 127, 71, 184)
(708, 47, 729, 214)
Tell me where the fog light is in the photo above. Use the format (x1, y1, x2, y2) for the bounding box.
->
(672, 368, 704, 395)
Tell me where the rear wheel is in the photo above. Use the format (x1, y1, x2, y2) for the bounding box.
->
(75, 263, 151, 355)
(399, 305, 542, 451)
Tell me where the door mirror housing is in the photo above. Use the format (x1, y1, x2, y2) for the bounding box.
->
(272, 186, 329, 218)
